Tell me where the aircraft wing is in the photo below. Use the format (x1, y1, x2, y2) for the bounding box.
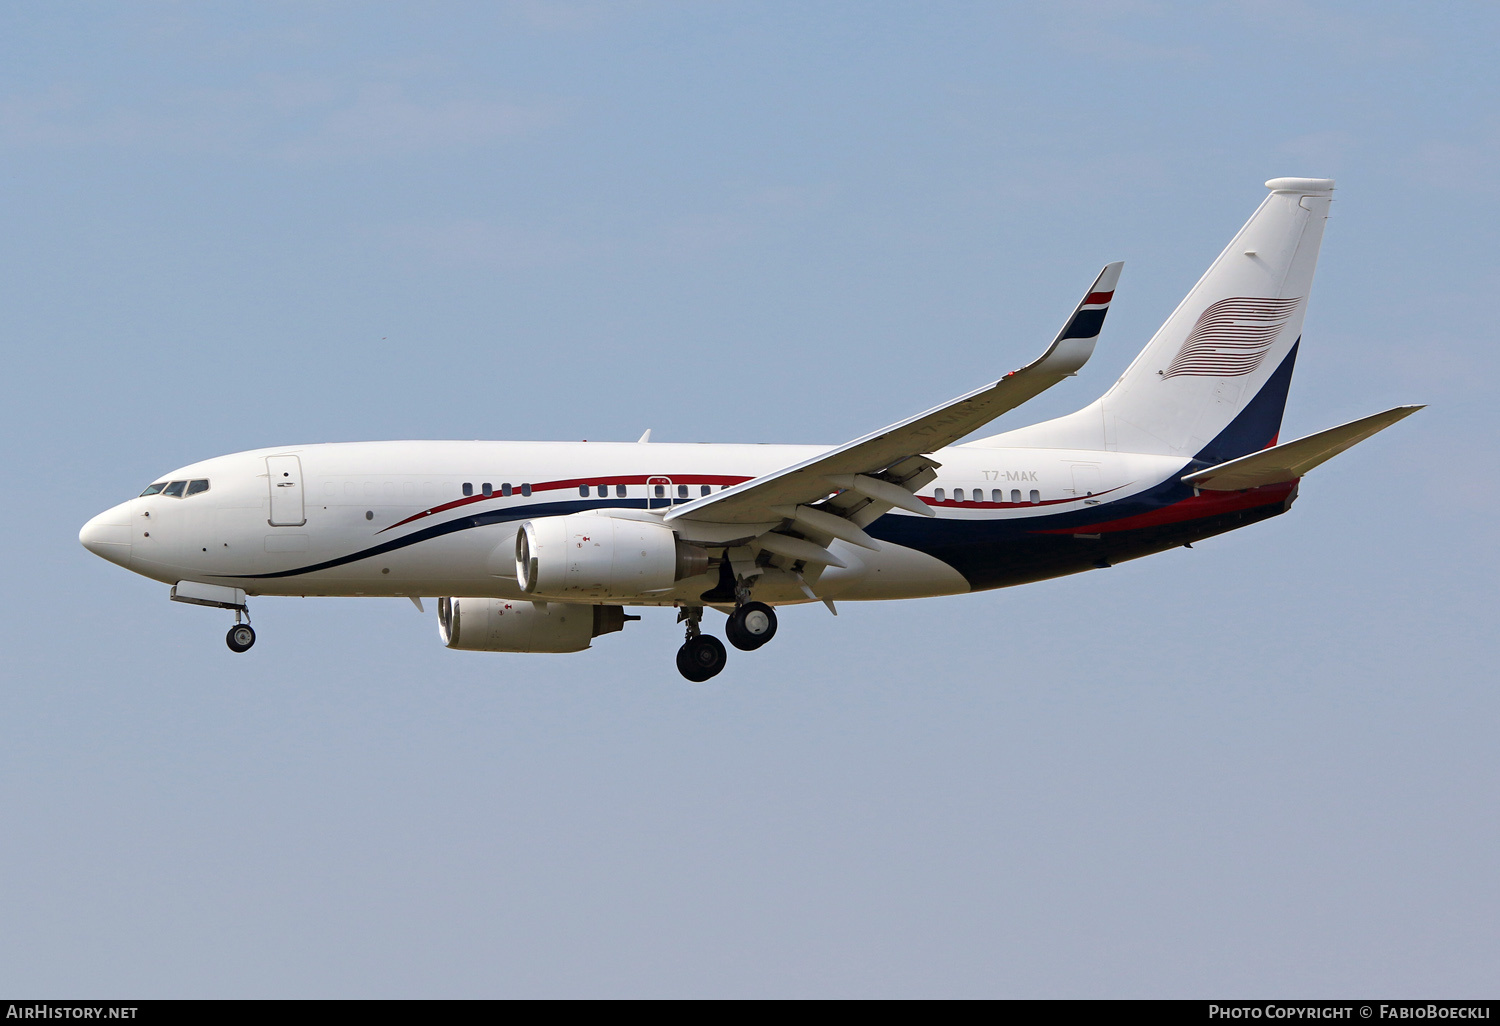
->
(667, 262, 1124, 528)
(1182, 405, 1424, 491)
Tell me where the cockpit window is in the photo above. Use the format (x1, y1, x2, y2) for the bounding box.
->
(185, 479, 210, 497)
(139, 482, 167, 497)
(161, 481, 187, 498)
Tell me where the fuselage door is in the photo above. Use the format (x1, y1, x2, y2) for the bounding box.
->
(647, 475, 674, 511)
(267, 455, 307, 526)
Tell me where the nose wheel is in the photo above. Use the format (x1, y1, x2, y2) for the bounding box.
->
(226, 623, 256, 653)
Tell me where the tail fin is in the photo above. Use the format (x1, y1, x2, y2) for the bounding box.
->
(973, 178, 1334, 460)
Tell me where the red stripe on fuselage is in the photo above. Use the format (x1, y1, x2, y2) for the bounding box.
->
(1029, 480, 1297, 535)
(377, 474, 754, 533)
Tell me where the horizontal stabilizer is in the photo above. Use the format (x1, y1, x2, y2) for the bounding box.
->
(1182, 405, 1423, 491)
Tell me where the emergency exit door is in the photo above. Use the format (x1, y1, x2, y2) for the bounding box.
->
(646, 476, 674, 511)
(266, 455, 306, 526)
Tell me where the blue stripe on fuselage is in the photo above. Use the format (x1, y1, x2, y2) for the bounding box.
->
(218, 498, 662, 579)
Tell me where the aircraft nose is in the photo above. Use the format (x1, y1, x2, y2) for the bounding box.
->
(80, 504, 133, 568)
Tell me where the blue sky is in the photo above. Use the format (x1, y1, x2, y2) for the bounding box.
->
(2, 1, 1496, 997)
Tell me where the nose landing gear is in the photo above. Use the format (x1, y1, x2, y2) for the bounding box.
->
(170, 582, 257, 654)
(225, 605, 255, 653)
(226, 623, 257, 653)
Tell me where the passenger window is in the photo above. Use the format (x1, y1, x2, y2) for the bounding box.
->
(957, 488, 967, 502)
(1030, 489, 1040, 504)
(992, 489, 1002, 503)
(482, 483, 493, 497)
(520, 483, 532, 497)
(678, 484, 688, 499)
(701, 485, 711, 496)
(185, 479, 210, 497)
(162, 481, 187, 498)
(616, 484, 626, 498)
(1009, 489, 1020, 503)
(462, 483, 473, 497)
(654, 484, 665, 498)
(579, 485, 589, 497)
(934, 488, 945, 502)
(139, 482, 167, 497)
(502, 483, 512, 497)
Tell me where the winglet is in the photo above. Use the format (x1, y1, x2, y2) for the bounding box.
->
(1031, 261, 1124, 378)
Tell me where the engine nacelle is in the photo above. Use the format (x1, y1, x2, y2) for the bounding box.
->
(437, 596, 631, 653)
(515, 512, 709, 599)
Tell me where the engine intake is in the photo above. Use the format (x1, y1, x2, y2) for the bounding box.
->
(437, 596, 633, 653)
(515, 512, 709, 599)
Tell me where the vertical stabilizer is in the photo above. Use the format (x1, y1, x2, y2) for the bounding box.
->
(972, 178, 1334, 460)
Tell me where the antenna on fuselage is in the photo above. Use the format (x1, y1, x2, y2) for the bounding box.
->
(637, 429, 652, 443)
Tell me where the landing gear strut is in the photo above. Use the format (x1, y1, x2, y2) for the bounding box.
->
(675, 606, 726, 682)
(726, 600, 777, 651)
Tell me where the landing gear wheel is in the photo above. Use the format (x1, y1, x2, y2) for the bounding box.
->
(226, 624, 256, 653)
(726, 601, 777, 651)
(676, 634, 727, 682)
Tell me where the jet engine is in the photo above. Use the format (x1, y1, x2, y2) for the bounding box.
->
(437, 596, 633, 653)
(515, 512, 709, 599)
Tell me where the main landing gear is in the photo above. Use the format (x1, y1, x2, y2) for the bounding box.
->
(673, 598, 780, 682)
(726, 600, 777, 651)
(676, 607, 727, 682)
(677, 634, 727, 682)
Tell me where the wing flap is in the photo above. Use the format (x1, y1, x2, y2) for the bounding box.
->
(1182, 405, 1423, 491)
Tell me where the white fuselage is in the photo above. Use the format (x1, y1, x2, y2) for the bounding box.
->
(80, 440, 1193, 607)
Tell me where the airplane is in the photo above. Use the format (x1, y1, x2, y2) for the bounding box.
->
(80, 177, 1421, 681)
